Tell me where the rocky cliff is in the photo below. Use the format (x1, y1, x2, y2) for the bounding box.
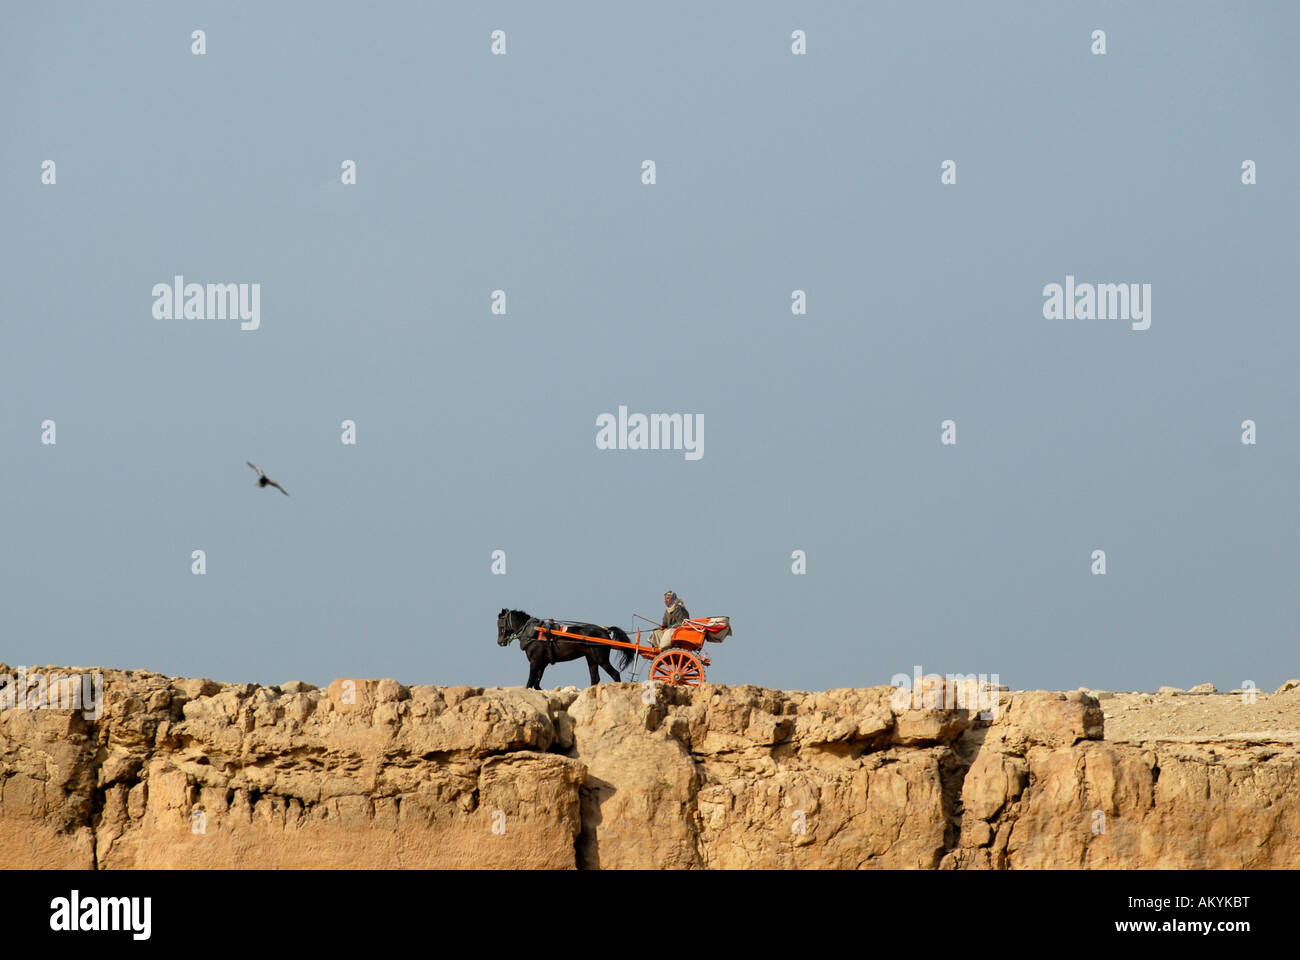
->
(2, 665, 1298, 869)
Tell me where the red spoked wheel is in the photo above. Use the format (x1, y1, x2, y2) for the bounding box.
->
(649, 649, 705, 687)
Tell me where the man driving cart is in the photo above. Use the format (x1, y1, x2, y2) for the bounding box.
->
(649, 590, 690, 651)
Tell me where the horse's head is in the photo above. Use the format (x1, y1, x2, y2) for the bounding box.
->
(497, 608, 520, 646)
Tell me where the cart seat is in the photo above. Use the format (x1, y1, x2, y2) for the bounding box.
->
(669, 616, 732, 649)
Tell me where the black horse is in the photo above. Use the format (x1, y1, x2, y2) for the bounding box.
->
(497, 608, 634, 689)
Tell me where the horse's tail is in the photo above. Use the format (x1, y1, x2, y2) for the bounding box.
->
(607, 626, 634, 671)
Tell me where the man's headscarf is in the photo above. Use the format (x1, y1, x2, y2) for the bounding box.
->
(664, 590, 682, 608)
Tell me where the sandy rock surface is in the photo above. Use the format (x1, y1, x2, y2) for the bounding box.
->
(2, 664, 1298, 869)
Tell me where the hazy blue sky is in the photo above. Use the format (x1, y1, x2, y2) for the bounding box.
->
(3, 2, 1297, 694)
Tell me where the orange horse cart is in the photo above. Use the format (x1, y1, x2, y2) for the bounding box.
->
(535, 616, 733, 686)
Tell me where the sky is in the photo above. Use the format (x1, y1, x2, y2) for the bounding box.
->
(2, 1, 1297, 694)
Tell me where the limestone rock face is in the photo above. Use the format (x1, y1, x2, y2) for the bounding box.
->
(2, 665, 1298, 869)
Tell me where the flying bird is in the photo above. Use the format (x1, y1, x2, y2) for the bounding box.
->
(247, 461, 289, 496)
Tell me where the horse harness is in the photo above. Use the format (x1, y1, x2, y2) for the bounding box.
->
(508, 615, 613, 664)
(507, 616, 562, 663)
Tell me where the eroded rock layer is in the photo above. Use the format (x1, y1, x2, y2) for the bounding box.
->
(1, 666, 1297, 869)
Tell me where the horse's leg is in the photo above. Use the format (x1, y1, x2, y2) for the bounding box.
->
(587, 652, 601, 686)
(599, 649, 621, 683)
